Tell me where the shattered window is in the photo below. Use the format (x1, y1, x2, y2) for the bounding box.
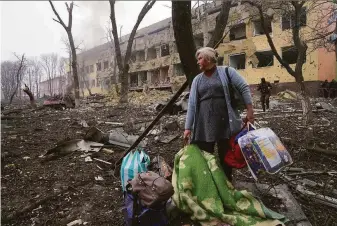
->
(253, 19, 272, 36)
(104, 61, 109, 70)
(229, 53, 246, 70)
(161, 44, 170, 57)
(130, 73, 138, 87)
(282, 46, 306, 65)
(147, 47, 156, 60)
(255, 51, 274, 68)
(229, 23, 246, 41)
(137, 50, 145, 61)
(96, 62, 102, 71)
(282, 7, 307, 30)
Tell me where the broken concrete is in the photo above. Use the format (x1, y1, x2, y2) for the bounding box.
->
(235, 182, 312, 226)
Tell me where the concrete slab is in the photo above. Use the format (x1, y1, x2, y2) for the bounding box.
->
(234, 182, 311, 226)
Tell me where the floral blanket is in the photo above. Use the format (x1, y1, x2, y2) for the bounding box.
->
(172, 145, 288, 226)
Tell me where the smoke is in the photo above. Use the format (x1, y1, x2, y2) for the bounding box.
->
(75, 1, 110, 49)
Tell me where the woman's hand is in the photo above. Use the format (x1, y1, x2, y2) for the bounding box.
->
(183, 130, 191, 145)
(246, 104, 254, 123)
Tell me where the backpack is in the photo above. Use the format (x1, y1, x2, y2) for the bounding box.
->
(129, 171, 174, 208)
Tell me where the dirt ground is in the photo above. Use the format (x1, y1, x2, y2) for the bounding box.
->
(1, 95, 337, 226)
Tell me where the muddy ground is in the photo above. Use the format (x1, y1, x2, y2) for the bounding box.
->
(1, 95, 337, 226)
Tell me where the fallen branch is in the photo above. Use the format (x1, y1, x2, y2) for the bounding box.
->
(287, 171, 337, 177)
(282, 139, 337, 157)
(307, 143, 337, 157)
(280, 174, 337, 209)
(112, 81, 189, 169)
(93, 158, 112, 165)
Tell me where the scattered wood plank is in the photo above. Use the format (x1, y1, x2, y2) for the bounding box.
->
(93, 158, 112, 165)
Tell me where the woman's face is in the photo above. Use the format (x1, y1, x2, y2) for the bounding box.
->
(197, 54, 211, 71)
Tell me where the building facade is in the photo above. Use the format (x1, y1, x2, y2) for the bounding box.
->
(72, 1, 336, 96)
(39, 76, 67, 97)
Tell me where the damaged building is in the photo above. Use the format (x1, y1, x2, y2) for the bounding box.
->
(67, 1, 335, 96)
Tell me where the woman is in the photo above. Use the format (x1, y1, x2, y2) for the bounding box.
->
(184, 47, 254, 181)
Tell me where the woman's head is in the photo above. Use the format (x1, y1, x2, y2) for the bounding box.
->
(195, 47, 218, 71)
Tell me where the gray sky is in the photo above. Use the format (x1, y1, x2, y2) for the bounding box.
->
(0, 1, 172, 61)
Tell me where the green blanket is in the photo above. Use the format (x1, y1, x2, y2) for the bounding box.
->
(172, 145, 288, 226)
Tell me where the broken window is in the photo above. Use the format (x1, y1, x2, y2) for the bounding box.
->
(104, 61, 109, 70)
(130, 73, 138, 87)
(96, 62, 102, 71)
(131, 53, 136, 62)
(160, 66, 170, 84)
(137, 50, 145, 61)
(147, 47, 156, 60)
(229, 23, 246, 41)
(282, 46, 306, 65)
(150, 69, 159, 85)
(229, 53, 246, 70)
(140, 71, 147, 85)
(174, 63, 185, 76)
(255, 51, 274, 68)
(161, 44, 170, 57)
(282, 8, 307, 30)
(253, 19, 272, 36)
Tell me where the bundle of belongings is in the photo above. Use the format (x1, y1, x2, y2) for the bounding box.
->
(120, 148, 174, 226)
(120, 121, 291, 225)
(173, 145, 288, 226)
(225, 122, 293, 180)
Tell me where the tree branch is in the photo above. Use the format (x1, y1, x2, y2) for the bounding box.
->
(108, 0, 123, 71)
(206, 0, 232, 47)
(49, 0, 67, 29)
(124, 0, 156, 66)
(243, 0, 296, 77)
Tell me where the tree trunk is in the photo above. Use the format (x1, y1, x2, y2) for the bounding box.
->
(23, 84, 37, 108)
(295, 74, 312, 125)
(172, 1, 200, 86)
(206, 0, 232, 48)
(119, 66, 129, 103)
(67, 31, 80, 107)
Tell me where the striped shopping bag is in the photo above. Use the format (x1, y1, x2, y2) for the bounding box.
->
(120, 148, 150, 191)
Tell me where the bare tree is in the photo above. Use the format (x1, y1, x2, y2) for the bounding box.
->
(242, 0, 336, 123)
(49, 0, 80, 107)
(1, 61, 19, 102)
(2, 54, 27, 105)
(105, 22, 121, 95)
(108, 0, 156, 103)
(40, 53, 58, 96)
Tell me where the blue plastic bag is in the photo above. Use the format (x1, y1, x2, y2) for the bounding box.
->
(120, 148, 150, 191)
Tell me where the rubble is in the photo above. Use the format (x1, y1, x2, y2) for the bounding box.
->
(2, 94, 337, 225)
(277, 90, 298, 100)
